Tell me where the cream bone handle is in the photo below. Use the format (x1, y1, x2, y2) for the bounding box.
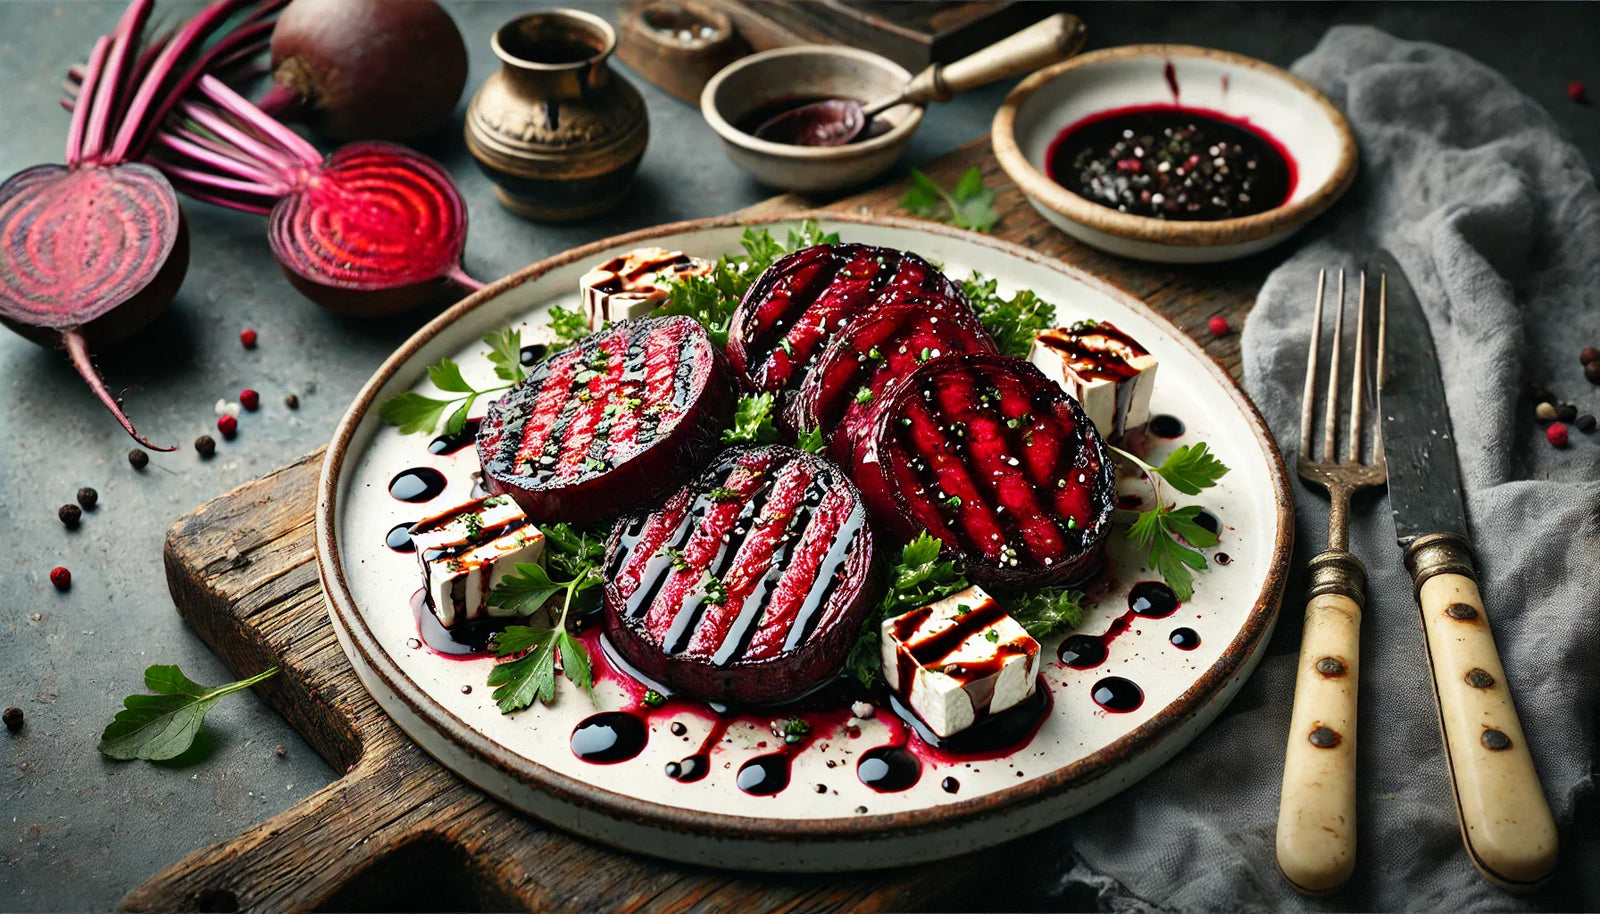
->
(893, 13, 1088, 111)
(1406, 533, 1559, 892)
(1276, 550, 1363, 895)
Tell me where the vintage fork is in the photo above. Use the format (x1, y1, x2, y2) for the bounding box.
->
(1275, 269, 1388, 895)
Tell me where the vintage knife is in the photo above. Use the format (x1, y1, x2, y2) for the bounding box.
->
(1373, 249, 1558, 891)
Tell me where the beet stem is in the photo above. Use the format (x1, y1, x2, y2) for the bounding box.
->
(62, 330, 175, 452)
(178, 102, 304, 177)
(447, 266, 486, 293)
(161, 161, 286, 199)
(157, 130, 286, 189)
(81, 0, 153, 163)
(254, 82, 306, 123)
(65, 37, 111, 166)
(168, 184, 273, 215)
(197, 76, 321, 166)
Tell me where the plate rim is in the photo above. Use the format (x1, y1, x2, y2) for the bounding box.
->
(315, 210, 1293, 843)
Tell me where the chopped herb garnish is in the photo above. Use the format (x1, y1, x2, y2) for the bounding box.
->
(899, 166, 1000, 233)
(722, 393, 782, 446)
(960, 273, 1058, 359)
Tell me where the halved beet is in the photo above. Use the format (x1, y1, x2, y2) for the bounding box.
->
(726, 243, 965, 395)
(854, 353, 1116, 590)
(477, 316, 734, 521)
(603, 445, 882, 704)
(782, 296, 997, 468)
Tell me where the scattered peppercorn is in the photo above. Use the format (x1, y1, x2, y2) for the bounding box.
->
(58, 504, 82, 529)
(274, 744, 287, 758)
(195, 435, 216, 458)
(284, 393, 299, 410)
(1586, 361, 1600, 384)
(76, 487, 97, 510)
(1557, 403, 1578, 423)
(217, 414, 238, 439)
(1534, 401, 1557, 421)
(239, 389, 260, 411)
(240, 328, 258, 349)
(1207, 315, 1230, 336)
(1581, 346, 1599, 365)
(2, 707, 22, 733)
(128, 448, 149, 470)
(49, 566, 71, 591)
(1578, 414, 1597, 434)
(1547, 422, 1569, 447)
(1570, 81, 1588, 103)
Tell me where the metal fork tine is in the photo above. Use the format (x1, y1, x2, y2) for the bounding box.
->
(1322, 270, 1345, 460)
(1300, 269, 1327, 459)
(1347, 271, 1368, 463)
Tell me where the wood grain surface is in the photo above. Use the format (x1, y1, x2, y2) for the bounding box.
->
(126, 136, 1273, 913)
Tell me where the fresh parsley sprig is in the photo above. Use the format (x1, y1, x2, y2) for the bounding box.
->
(960, 272, 1057, 358)
(844, 532, 1085, 688)
(900, 167, 1000, 233)
(99, 664, 280, 762)
(484, 522, 606, 713)
(656, 221, 840, 347)
(546, 305, 591, 352)
(379, 328, 527, 436)
(721, 393, 824, 452)
(1111, 443, 1231, 601)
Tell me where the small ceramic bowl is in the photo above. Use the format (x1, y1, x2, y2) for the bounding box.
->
(701, 46, 923, 193)
(992, 45, 1357, 263)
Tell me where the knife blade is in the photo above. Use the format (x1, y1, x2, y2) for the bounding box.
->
(1372, 249, 1471, 546)
(1372, 249, 1558, 892)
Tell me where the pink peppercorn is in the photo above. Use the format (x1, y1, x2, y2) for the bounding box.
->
(49, 566, 71, 591)
(1546, 422, 1569, 447)
(239, 389, 260, 411)
(1570, 81, 1587, 102)
(218, 414, 238, 439)
(240, 328, 258, 349)
(1208, 315, 1230, 336)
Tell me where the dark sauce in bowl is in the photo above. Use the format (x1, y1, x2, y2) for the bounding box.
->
(1045, 104, 1295, 221)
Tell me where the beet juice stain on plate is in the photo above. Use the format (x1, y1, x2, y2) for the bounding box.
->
(1044, 104, 1296, 221)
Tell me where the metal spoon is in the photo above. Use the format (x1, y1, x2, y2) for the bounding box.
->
(755, 13, 1086, 147)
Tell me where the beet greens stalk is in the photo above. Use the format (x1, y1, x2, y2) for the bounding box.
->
(149, 75, 482, 318)
(0, 0, 279, 449)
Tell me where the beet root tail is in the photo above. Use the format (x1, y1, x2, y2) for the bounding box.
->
(62, 329, 175, 451)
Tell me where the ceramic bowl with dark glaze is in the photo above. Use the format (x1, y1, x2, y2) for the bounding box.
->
(993, 45, 1357, 263)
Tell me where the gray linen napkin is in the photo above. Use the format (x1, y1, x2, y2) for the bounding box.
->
(1022, 26, 1600, 912)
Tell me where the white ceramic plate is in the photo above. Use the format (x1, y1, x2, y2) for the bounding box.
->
(317, 213, 1292, 871)
(993, 45, 1357, 263)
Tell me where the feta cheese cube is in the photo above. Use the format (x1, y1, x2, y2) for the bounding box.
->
(1028, 321, 1158, 441)
(409, 495, 545, 628)
(881, 586, 1041, 738)
(580, 247, 714, 329)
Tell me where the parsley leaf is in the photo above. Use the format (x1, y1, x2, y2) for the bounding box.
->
(1007, 589, 1087, 641)
(846, 532, 969, 688)
(379, 392, 454, 436)
(1111, 445, 1231, 600)
(722, 393, 782, 446)
(899, 167, 999, 233)
(547, 305, 591, 352)
(483, 525, 605, 713)
(796, 427, 825, 453)
(960, 272, 1058, 358)
(99, 664, 279, 761)
(483, 327, 527, 383)
(656, 221, 840, 346)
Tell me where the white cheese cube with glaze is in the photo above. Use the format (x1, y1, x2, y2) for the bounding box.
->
(579, 247, 715, 329)
(1028, 321, 1158, 441)
(881, 586, 1041, 738)
(410, 495, 545, 628)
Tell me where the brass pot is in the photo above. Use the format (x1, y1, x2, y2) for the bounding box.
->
(465, 9, 649, 221)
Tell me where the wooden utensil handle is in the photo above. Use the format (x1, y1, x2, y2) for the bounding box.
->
(1407, 535, 1559, 891)
(903, 13, 1086, 105)
(1276, 550, 1363, 895)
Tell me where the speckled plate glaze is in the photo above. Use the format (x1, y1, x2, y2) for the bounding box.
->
(317, 213, 1292, 872)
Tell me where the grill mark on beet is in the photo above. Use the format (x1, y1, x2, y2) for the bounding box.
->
(643, 457, 773, 638)
(900, 396, 1007, 558)
(744, 486, 860, 660)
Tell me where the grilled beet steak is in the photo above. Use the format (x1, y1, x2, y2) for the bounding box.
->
(603, 445, 882, 704)
(477, 317, 734, 521)
(727, 243, 965, 395)
(783, 296, 997, 467)
(854, 353, 1116, 590)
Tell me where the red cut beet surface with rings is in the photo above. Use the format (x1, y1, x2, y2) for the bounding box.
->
(726, 243, 965, 396)
(477, 316, 734, 522)
(783, 296, 997, 467)
(854, 352, 1116, 590)
(602, 445, 882, 704)
(269, 142, 469, 317)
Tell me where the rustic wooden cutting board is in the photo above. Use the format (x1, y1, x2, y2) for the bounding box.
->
(124, 136, 1275, 913)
